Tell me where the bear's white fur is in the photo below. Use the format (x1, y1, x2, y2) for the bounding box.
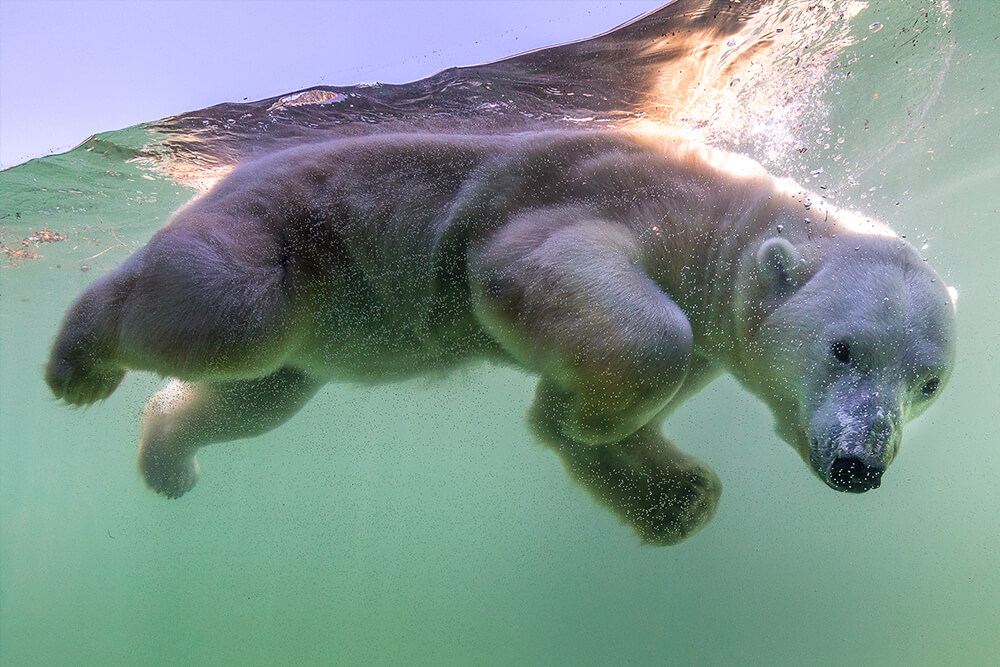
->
(46, 131, 956, 545)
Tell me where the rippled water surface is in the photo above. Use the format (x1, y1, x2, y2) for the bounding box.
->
(2, 1, 998, 664)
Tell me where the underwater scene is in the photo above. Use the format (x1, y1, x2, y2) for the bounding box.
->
(1, 1, 998, 664)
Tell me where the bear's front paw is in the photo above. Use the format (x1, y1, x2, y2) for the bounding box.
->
(137, 442, 200, 499)
(558, 438, 723, 546)
(630, 463, 722, 546)
(46, 346, 125, 406)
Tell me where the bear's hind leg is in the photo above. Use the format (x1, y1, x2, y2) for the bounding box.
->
(47, 223, 302, 405)
(46, 271, 131, 406)
(138, 367, 321, 498)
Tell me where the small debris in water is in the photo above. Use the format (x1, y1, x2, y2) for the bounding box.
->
(1, 246, 42, 264)
(0, 228, 67, 265)
(31, 229, 68, 244)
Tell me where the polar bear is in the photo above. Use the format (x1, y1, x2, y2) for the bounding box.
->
(46, 130, 956, 545)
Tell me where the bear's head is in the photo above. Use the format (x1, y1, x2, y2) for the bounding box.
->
(738, 233, 957, 492)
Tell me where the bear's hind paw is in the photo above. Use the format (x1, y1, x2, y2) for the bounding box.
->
(46, 350, 125, 406)
(138, 446, 200, 499)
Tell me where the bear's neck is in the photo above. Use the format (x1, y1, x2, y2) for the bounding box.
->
(629, 158, 869, 371)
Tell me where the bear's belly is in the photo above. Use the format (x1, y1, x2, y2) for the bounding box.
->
(293, 322, 505, 382)
(289, 279, 507, 383)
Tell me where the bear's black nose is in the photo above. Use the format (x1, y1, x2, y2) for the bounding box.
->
(830, 457, 883, 493)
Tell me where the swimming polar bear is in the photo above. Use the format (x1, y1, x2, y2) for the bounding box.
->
(46, 130, 956, 545)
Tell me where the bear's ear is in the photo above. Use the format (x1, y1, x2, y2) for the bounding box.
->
(756, 237, 801, 292)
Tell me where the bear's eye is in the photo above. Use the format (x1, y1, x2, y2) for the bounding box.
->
(920, 377, 940, 397)
(830, 340, 852, 365)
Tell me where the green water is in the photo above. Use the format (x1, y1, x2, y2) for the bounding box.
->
(2, 6, 998, 666)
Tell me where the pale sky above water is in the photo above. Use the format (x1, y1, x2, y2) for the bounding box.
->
(0, 1, 658, 169)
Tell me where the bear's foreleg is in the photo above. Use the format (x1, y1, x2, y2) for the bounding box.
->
(137, 366, 322, 498)
(470, 212, 723, 543)
(537, 422, 722, 545)
(470, 212, 693, 443)
(533, 356, 723, 545)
